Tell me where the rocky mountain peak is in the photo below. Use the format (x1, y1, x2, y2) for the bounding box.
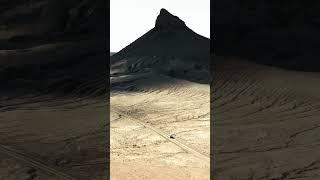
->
(155, 8, 186, 30)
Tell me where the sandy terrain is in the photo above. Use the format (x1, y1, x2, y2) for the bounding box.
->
(0, 37, 107, 179)
(0, 95, 108, 180)
(0, 153, 58, 180)
(110, 73, 210, 179)
(212, 57, 320, 180)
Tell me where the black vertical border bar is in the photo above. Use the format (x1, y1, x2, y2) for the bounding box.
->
(105, 0, 111, 178)
(210, 0, 214, 179)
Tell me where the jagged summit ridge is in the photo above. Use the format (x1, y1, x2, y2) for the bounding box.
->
(155, 8, 186, 30)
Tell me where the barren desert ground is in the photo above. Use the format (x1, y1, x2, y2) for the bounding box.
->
(110, 73, 210, 180)
(0, 35, 107, 180)
(0, 95, 108, 180)
(213, 57, 320, 180)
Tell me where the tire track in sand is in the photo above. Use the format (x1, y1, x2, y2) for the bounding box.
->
(111, 106, 210, 164)
(0, 145, 76, 180)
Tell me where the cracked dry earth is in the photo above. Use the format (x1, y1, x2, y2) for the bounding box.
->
(0, 95, 107, 180)
(110, 74, 210, 179)
(212, 57, 320, 180)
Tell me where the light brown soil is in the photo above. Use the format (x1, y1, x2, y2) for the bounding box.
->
(110, 74, 210, 179)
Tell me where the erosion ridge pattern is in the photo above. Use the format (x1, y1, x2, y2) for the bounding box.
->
(212, 57, 320, 179)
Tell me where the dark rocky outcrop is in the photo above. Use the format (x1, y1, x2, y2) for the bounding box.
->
(112, 8, 210, 83)
(155, 9, 186, 31)
(113, 8, 209, 59)
(213, 1, 320, 71)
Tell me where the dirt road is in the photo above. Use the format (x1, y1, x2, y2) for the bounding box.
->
(110, 74, 210, 179)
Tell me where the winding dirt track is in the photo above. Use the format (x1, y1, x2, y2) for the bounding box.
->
(110, 74, 210, 179)
(0, 145, 75, 180)
(112, 106, 209, 163)
(212, 57, 320, 180)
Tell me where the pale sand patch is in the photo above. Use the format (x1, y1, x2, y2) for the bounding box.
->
(111, 77, 210, 179)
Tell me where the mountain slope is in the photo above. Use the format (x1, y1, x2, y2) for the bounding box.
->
(111, 8, 210, 83)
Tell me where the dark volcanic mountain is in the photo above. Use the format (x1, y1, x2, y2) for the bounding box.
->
(111, 8, 210, 83)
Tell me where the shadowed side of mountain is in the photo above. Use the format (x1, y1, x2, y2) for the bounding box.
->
(111, 8, 210, 84)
